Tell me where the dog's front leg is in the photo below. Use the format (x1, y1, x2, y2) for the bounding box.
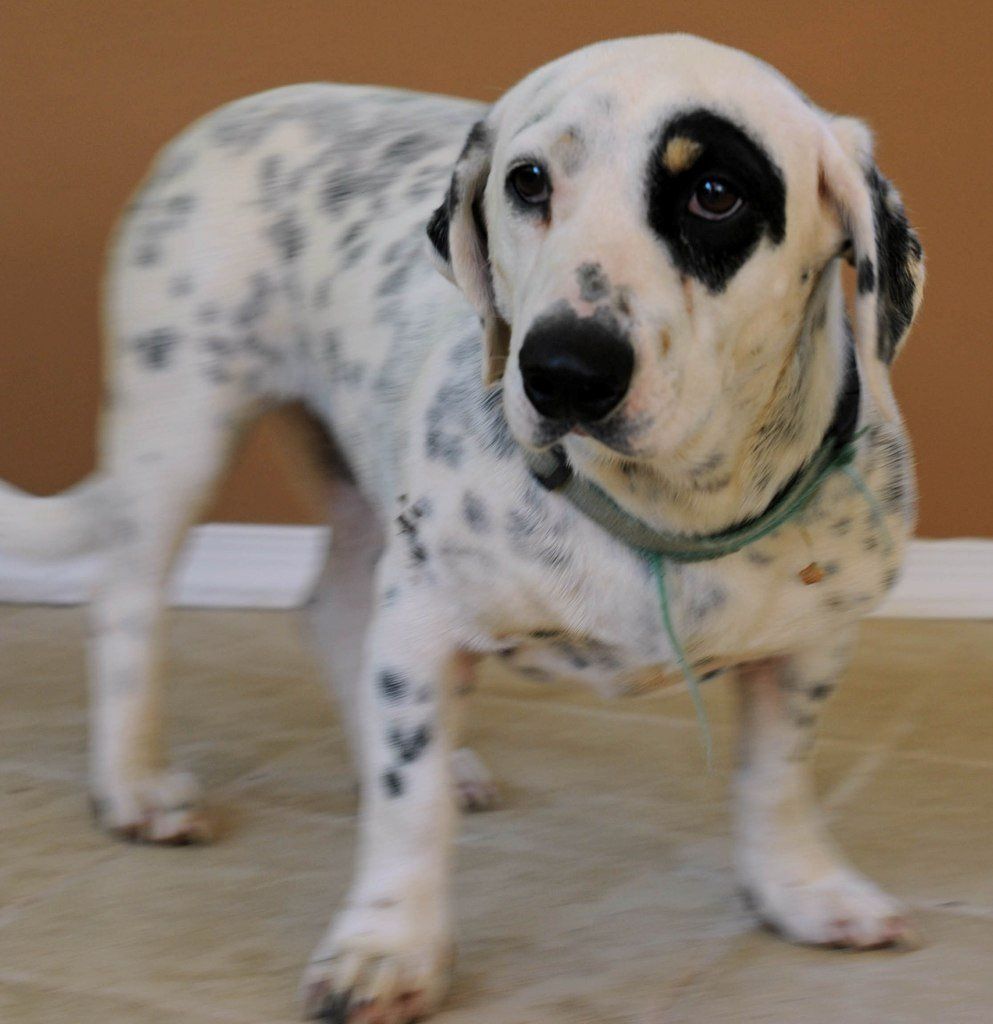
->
(301, 589, 461, 1023)
(734, 638, 914, 949)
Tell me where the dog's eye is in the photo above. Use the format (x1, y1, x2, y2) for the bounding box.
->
(508, 163, 551, 205)
(687, 176, 743, 220)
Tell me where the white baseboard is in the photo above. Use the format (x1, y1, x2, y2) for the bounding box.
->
(873, 539, 993, 618)
(0, 524, 329, 610)
(0, 528, 989, 617)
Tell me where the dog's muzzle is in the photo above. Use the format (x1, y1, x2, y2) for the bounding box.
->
(518, 311, 634, 424)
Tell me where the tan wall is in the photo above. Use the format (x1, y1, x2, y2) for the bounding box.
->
(1, 0, 990, 536)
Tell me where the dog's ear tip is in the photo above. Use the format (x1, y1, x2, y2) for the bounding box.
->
(829, 114, 875, 164)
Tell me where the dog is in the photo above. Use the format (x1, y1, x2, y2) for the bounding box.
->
(0, 33, 924, 1022)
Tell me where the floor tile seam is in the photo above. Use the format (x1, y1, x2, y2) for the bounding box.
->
(821, 683, 934, 814)
(166, 662, 323, 684)
(211, 791, 359, 827)
(918, 900, 993, 922)
(0, 759, 82, 782)
(212, 763, 354, 807)
(892, 747, 993, 772)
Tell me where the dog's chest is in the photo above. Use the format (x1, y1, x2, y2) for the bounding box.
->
(417, 453, 906, 697)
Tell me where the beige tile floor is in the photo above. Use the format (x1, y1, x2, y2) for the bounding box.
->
(1, 604, 992, 1023)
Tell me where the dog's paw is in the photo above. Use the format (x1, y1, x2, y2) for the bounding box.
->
(300, 905, 454, 1022)
(451, 747, 500, 813)
(91, 770, 212, 845)
(744, 865, 916, 949)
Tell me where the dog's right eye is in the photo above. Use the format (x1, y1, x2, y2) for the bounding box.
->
(507, 163, 551, 206)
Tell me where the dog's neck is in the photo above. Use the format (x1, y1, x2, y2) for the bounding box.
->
(560, 267, 853, 538)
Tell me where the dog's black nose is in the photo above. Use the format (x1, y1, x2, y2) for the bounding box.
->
(518, 312, 634, 422)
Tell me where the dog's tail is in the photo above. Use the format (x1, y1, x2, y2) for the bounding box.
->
(0, 475, 114, 560)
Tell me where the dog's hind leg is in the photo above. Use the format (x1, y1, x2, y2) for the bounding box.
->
(88, 387, 251, 844)
(306, 472, 384, 768)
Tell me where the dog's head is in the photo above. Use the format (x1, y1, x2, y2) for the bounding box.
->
(428, 35, 923, 471)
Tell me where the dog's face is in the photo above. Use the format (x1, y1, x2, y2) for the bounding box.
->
(429, 35, 924, 465)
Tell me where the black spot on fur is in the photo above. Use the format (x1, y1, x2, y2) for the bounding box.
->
(382, 769, 404, 797)
(340, 220, 365, 247)
(389, 724, 431, 764)
(691, 451, 726, 478)
(689, 584, 727, 621)
(134, 244, 160, 266)
(201, 334, 236, 384)
(167, 193, 196, 216)
(258, 154, 282, 205)
(646, 109, 786, 292)
(462, 491, 489, 532)
(576, 261, 610, 303)
(396, 509, 428, 565)
(809, 682, 834, 701)
(830, 517, 853, 536)
(343, 239, 370, 269)
(382, 132, 435, 165)
(322, 166, 363, 214)
(554, 640, 590, 671)
(133, 328, 179, 369)
(268, 213, 307, 260)
(378, 261, 412, 297)
(378, 670, 408, 703)
(410, 496, 433, 518)
(425, 430, 464, 468)
(234, 273, 273, 328)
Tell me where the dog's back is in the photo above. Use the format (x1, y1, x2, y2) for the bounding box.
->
(103, 83, 482, 506)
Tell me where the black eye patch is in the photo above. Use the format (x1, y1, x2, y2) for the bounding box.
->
(646, 109, 786, 293)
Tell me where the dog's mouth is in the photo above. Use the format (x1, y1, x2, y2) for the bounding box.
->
(521, 410, 644, 459)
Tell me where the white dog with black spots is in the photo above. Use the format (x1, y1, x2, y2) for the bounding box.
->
(0, 34, 925, 1023)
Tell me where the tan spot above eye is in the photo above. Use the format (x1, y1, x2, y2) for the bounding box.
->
(551, 127, 586, 174)
(662, 136, 702, 174)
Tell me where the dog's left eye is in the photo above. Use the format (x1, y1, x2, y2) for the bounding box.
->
(508, 163, 551, 205)
(687, 176, 743, 220)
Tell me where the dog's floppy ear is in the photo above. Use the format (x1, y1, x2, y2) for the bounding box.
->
(426, 118, 511, 387)
(817, 116, 925, 419)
